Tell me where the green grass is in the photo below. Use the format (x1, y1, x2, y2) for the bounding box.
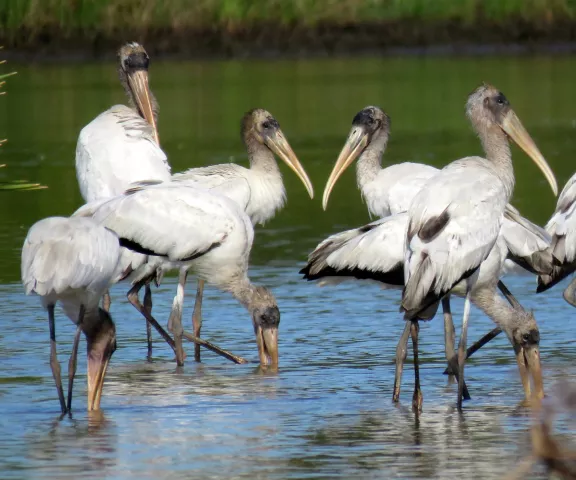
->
(1, 0, 575, 42)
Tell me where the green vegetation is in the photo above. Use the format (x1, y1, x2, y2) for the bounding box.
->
(0, 0, 575, 50)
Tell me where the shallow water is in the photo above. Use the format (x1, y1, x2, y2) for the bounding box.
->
(1, 55, 575, 479)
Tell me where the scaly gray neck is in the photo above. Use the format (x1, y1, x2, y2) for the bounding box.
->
(356, 131, 389, 190)
(227, 276, 257, 312)
(471, 287, 519, 342)
(118, 69, 160, 126)
(246, 138, 281, 176)
(478, 124, 514, 199)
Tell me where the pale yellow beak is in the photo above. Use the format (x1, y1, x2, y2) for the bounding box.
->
(265, 130, 314, 199)
(322, 126, 369, 210)
(87, 340, 115, 411)
(500, 111, 558, 196)
(127, 69, 159, 145)
(256, 325, 279, 366)
(515, 343, 544, 403)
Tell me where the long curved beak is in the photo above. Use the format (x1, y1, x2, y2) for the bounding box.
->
(127, 69, 159, 145)
(322, 126, 369, 210)
(87, 336, 116, 411)
(501, 111, 558, 196)
(265, 130, 314, 199)
(515, 343, 544, 403)
(256, 326, 279, 366)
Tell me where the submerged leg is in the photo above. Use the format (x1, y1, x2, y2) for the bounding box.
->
(167, 269, 187, 366)
(191, 279, 205, 362)
(411, 320, 423, 412)
(48, 304, 66, 414)
(143, 284, 153, 359)
(457, 285, 473, 411)
(102, 290, 111, 313)
(442, 296, 472, 400)
(127, 281, 177, 354)
(66, 305, 85, 413)
(393, 321, 411, 403)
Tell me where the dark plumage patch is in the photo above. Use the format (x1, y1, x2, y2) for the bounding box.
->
(119, 238, 161, 256)
(300, 262, 404, 286)
(506, 251, 554, 276)
(180, 241, 222, 261)
(537, 262, 576, 293)
(418, 209, 450, 243)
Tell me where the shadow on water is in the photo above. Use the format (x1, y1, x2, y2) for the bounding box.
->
(0, 55, 575, 478)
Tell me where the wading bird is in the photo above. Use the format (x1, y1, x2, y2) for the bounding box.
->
(401, 84, 556, 410)
(301, 211, 545, 408)
(21, 217, 120, 413)
(75, 42, 171, 352)
(537, 172, 576, 304)
(170, 108, 313, 361)
(77, 183, 280, 367)
(319, 105, 554, 403)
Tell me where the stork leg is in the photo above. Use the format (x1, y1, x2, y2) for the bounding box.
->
(442, 297, 471, 400)
(191, 279, 205, 362)
(127, 281, 177, 355)
(393, 321, 411, 403)
(66, 305, 85, 413)
(143, 284, 153, 359)
(411, 320, 423, 412)
(563, 277, 576, 307)
(167, 269, 187, 366)
(102, 290, 111, 313)
(457, 285, 473, 411)
(47, 304, 66, 415)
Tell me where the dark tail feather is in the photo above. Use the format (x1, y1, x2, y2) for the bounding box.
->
(537, 262, 576, 293)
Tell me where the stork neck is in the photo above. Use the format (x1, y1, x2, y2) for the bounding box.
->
(246, 141, 281, 176)
(478, 124, 515, 198)
(118, 68, 160, 126)
(227, 276, 257, 310)
(355, 132, 388, 189)
(471, 287, 518, 341)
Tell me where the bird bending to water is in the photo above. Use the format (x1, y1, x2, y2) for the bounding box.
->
(401, 84, 556, 410)
(21, 217, 120, 413)
(78, 183, 280, 367)
(301, 210, 545, 406)
(537, 172, 576, 304)
(170, 108, 313, 362)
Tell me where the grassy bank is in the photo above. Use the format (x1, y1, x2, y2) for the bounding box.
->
(1, 0, 576, 57)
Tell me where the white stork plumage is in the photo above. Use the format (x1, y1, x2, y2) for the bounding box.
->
(75, 42, 171, 354)
(318, 104, 554, 406)
(537, 172, 576, 304)
(21, 217, 121, 413)
(170, 108, 313, 361)
(400, 84, 557, 410)
(76, 183, 280, 367)
(301, 209, 546, 405)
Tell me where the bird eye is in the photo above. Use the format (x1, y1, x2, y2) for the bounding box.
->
(262, 121, 271, 130)
(522, 333, 531, 342)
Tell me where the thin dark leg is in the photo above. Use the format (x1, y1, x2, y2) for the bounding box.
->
(144, 284, 153, 359)
(66, 305, 85, 413)
(457, 286, 472, 411)
(48, 304, 66, 414)
(442, 296, 471, 400)
(444, 327, 502, 375)
(192, 279, 205, 362)
(393, 321, 411, 403)
(127, 281, 177, 353)
(102, 290, 111, 313)
(411, 320, 423, 412)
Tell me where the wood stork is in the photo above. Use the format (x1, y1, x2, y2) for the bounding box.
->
(401, 84, 556, 410)
(75, 42, 171, 353)
(301, 210, 546, 406)
(171, 108, 313, 361)
(319, 105, 554, 402)
(77, 183, 280, 367)
(537, 172, 576, 304)
(21, 217, 121, 413)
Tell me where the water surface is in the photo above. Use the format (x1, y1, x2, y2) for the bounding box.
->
(0, 55, 575, 479)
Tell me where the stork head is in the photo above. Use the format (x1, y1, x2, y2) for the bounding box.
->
(466, 84, 557, 196)
(246, 285, 280, 366)
(117, 42, 158, 143)
(241, 108, 314, 199)
(322, 106, 391, 210)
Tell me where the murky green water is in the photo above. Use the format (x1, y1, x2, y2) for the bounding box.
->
(0, 55, 575, 479)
